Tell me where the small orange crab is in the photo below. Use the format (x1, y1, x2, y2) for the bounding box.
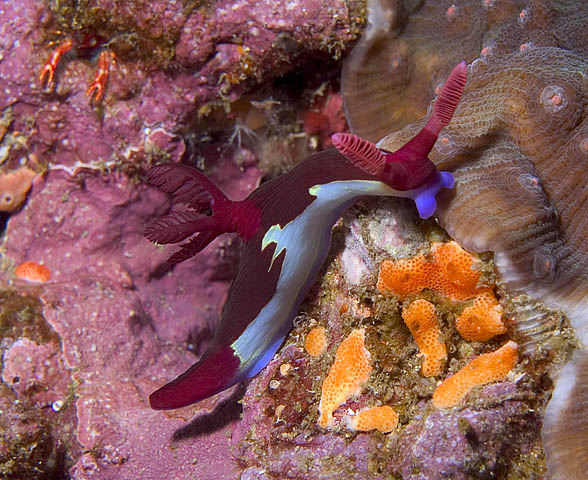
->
(39, 31, 116, 104)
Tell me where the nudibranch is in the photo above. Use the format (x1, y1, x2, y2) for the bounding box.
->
(144, 61, 466, 410)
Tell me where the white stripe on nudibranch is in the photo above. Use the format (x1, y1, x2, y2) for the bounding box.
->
(232, 180, 406, 377)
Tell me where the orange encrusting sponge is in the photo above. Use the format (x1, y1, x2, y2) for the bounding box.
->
(429, 241, 480, 300)
(318, 329, 372, 428)
(305, 326, 328, 357)
(432, 341, 518, 408)
(456, 289, 507, 341)
(402, 300, 447, 377)
(346, 405, 399, 433)
(378, 241, 484, 301)
(377, 254, 435, 296)
(14, 261, 51, 283)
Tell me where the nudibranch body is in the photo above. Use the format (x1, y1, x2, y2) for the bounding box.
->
(145, 62, 466, 410)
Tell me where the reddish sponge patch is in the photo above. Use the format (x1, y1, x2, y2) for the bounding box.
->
(14, 261, 51, 283)
(378, 241, 486, 301)
(430, 241, 481, 300)
(377, 254, 436, 296)
(456, 289, 506, 341)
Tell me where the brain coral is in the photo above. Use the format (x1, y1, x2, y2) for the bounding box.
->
(342, 0, 588, 478)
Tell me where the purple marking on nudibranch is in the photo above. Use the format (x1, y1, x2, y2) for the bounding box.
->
(145, 62, 466, 410)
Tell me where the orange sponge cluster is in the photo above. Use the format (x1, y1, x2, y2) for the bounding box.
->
(318, 329, 372, 428)
(432, 341, 518, 408)
(402, 300, 447, 377)
(379, 241, 507, 342)
(456, 289, 506, 341)
(346, 405, 399, 433)
(305, 326, 328, 357)
(378, 241, 483, 301)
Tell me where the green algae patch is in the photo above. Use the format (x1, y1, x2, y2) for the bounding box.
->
(0, 383, 60, 480)
(0, 290, 58, 344)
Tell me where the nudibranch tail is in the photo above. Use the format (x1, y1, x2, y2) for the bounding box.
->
(149, 345, 241, 410)
(145, 164, 261, 264)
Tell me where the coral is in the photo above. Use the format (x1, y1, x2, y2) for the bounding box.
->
(304, 326, 328, 357)
(346, 405, 399, 433)
(456, 289, 506, 341)
(378, 241, 484, 301)
(351, 0, 588, 345)
(401, 299, 447, 377)
(0, 167, 36, 212)
(433, 341, 519, 409)
(542, 349, 588, 480)
(318, 329, 372, 428)
(13, 261, 51, 283)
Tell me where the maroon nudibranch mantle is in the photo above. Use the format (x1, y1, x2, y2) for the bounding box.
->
(144, 62, 467, 410)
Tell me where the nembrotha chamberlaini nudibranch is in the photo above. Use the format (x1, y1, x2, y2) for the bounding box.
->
(145, 61, 467, 410)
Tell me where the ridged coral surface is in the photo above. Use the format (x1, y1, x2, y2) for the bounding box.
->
(344, 2, 588, 476)
(349, 1, 588, 343)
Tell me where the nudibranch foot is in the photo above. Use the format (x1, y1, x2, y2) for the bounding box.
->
(145, 164, 261, 264)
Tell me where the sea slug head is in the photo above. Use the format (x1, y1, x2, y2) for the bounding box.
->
(332, 61, 465, 219)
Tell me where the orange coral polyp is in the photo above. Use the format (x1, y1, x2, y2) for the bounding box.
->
(402, 299, 447, 377)
(305, 326, 328, 357)
(347, 405, 399, 433)
(456, 289, 507, 341)
(14, 261, 51, 283)
(318, 329, 372, 428)
(432, 341, 518, 408)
